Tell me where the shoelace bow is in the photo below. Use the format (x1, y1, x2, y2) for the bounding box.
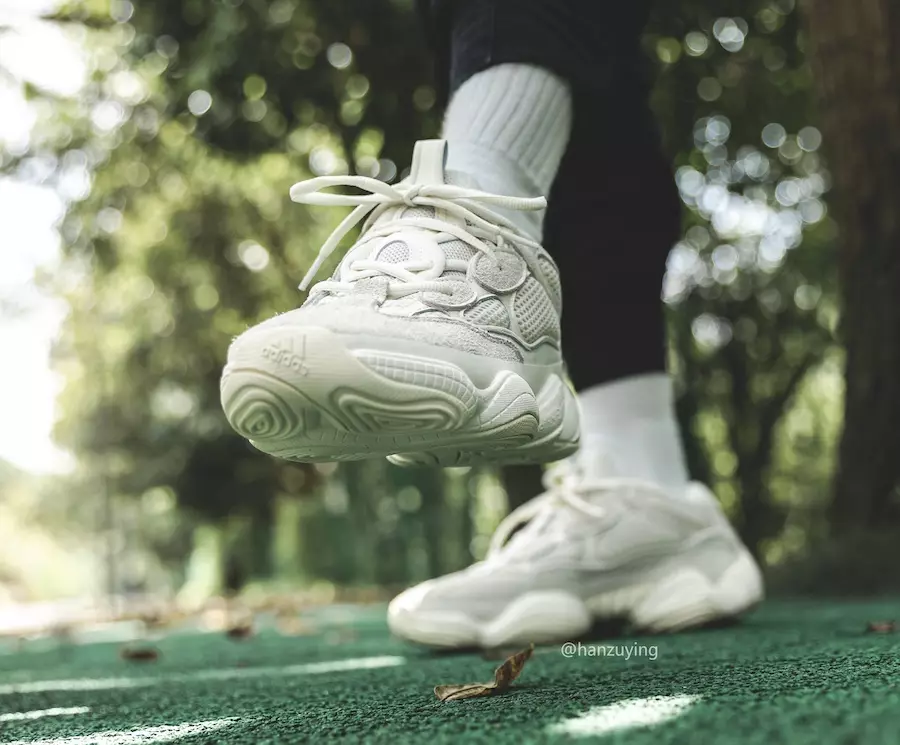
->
(288, 175, 547, 298)
(485, 463, 672, 562)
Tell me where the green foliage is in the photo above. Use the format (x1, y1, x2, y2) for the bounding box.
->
(646, 0, 838, 559)
(3, 0, 843, 595)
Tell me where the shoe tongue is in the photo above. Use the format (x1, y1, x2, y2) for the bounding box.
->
(398, 140, 446, 220)
(576, 445, 620, 481)
(367, 140, 448, 227)
(548, 445, 618, 487)
(408, 139, 448, 185)
(399, 204, 435, 221)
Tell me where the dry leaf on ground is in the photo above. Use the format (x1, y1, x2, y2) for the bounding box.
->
(434, 643, 534, 702)
(226, 622, 254, 640)
(119, 645, 160, 662)
(866, 620, 896, 633)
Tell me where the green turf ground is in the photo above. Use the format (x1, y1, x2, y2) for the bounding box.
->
(1, 599, 899, 744)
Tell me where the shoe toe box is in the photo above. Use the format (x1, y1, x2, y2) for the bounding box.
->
(237, 302, 521, 363)
(386, 567, 537, 647)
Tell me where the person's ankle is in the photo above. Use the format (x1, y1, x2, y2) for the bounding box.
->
(444, 143, 542, 239)
(576, 374, 690, 495)
(440, 63, 571, 240)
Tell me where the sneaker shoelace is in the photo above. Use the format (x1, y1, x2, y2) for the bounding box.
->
(288, 175, 547, 299)
(485, 461, 670, 564)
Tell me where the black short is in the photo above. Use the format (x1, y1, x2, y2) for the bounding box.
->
(420, 0, 654, 116)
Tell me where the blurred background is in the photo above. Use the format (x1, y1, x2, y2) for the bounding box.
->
(0, 0, 896, 635)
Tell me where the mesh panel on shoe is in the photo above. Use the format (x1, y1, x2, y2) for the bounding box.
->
(513, 277, 559, 343)
(376, 240, 411, 264)
(400, 205, 435, 220)
(538, 254, 563, 313)
(464, 297, 510, 328)
(371, 238, 475, 269)
(441, 239, 477, 264)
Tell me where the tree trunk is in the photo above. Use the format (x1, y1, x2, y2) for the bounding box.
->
(803, 0, 900, 532)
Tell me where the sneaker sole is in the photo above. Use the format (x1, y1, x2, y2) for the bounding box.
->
(220, 325, 580, 465)
(387, 547, 764, 649)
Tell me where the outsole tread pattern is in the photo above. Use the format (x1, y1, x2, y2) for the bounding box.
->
(221, 326, 579, 465)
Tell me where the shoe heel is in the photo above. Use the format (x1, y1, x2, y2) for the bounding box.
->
(630, 550, 764, 632)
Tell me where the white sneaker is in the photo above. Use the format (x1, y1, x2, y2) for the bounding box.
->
(388, 458, 764, 648)
(221, 140, 579, 465)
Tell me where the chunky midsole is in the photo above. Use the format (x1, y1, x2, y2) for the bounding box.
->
(221, 325, 578, 465)
(388, 550, 764, 648)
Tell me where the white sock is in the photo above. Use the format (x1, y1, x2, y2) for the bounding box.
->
(441, 63, 573, 240)
(577, 374, 690, 495)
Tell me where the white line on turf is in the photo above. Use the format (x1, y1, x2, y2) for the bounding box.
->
(0, 655, 406, 695)
(2, 717, 236, 745)
(0, 708, 90, 723)
(546, 695, 700, 737)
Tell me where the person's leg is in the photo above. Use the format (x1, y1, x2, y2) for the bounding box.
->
(549, 106, 689, 493)
(221, 2, 585, 467)
(388, 0, 763, 649)
(441, 63, 571, 240)
(430, 0, 688, 493)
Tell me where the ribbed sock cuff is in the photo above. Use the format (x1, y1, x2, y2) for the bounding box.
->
(442, 63, 572, 198)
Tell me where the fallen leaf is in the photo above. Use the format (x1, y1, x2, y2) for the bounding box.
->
(119, 645, 160, 662)
(435, 643, 534, 702)
(866, 620, 896, 633)
(494, 644, 534, 685)
(434, 683, 496, 702)
(226, 622, 254, 640)
(51, 625, 74, 643)
(141, 612, 175, 631)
